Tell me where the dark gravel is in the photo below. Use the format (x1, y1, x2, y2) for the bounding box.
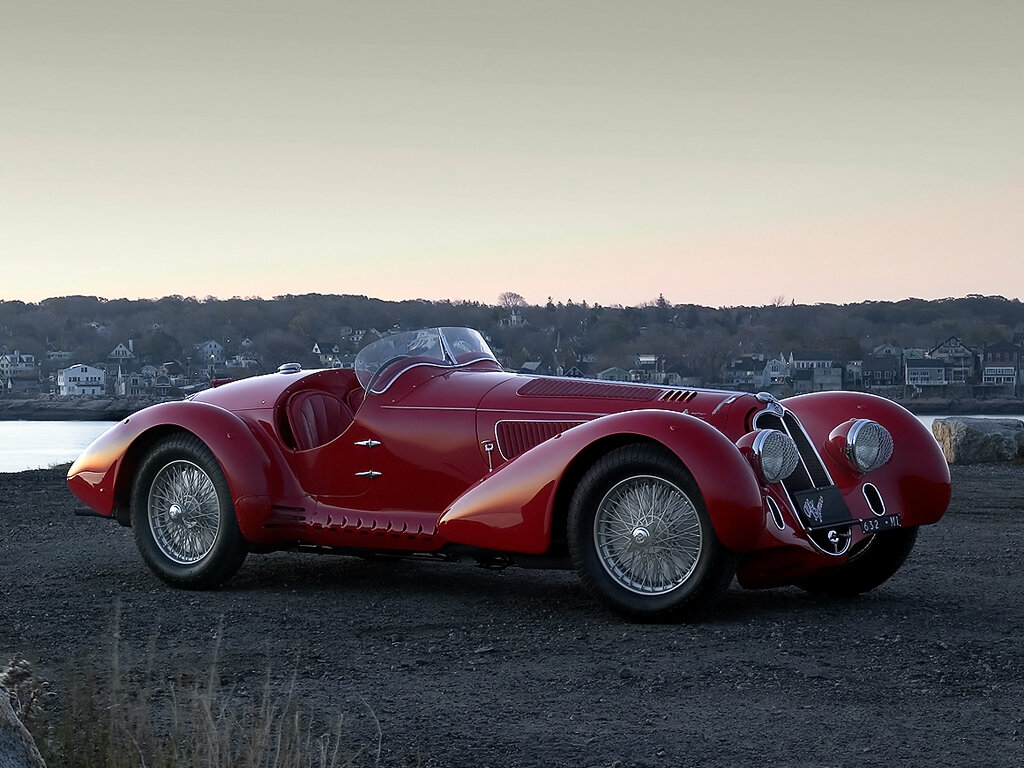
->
(2, 463, 1022, 767)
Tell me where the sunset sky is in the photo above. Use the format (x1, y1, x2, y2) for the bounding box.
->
(3, 1, 1022, 308)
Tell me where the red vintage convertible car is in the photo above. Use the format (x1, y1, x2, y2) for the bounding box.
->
(68, 327, 951, 620)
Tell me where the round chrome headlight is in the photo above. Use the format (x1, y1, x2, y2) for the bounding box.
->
(752, 429, 800, 484)
(846, 419, 894, 473)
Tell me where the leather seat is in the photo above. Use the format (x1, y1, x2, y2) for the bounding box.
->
(287, 390, 353, 450)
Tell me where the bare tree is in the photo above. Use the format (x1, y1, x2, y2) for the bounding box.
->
(498, 292, 527, 309)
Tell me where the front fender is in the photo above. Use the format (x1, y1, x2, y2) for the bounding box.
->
(437, 409, 765, 555)
(67, 401, 275, 535)
(782, 391, 951, 526)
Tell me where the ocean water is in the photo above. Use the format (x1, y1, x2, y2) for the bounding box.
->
(0, 421, 116, 473)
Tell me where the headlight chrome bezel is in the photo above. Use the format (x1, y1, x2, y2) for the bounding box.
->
(751, 428, 800, 485)
(845, 418, 894, 473)
(832, 418, 894, 474)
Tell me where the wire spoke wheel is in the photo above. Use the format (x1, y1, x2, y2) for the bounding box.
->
(568, 444, 736, 621)
(131, 433, 247, 588)
(594, 475, 703, 595)
(148, 459, 222, 565)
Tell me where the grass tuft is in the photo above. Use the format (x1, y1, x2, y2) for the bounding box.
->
(3, 608, 378, 768)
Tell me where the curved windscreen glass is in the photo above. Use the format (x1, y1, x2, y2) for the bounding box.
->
(354, 327, 498, 393)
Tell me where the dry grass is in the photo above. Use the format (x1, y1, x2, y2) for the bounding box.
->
(2, 609, 380, 768)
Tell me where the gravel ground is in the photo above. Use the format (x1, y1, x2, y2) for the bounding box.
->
(1, 463, 1022, 767)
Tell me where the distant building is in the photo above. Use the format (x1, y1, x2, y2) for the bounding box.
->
(906, 358, 949, 389)
(225, 354, 261, 370)
(722, 354, 766, 388)
(108, 341, 136, 364)
(519, 361, 546, 375)
(871, 342, 902, 358)
(195, 340, 225, 370)
(597, 367, 630, 382)
(789, 350, 835, 368)
(46, 349, 74, 363)
(58, 364, 106, 396)
(863, 355, 902, 387)
(312, 341, 346, 367)
(0, 350, 36, 378)
(115, 370, 147, 397)
(789, 351, 841, 391)
(759, 358, 790, 388)
(927, 337, 976, 383)
(980, 340, 1022, 394)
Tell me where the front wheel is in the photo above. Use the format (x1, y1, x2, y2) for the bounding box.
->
(131, 433, 247, 588)
(567, 444, 736, 621)
(797, 527, 918, 596)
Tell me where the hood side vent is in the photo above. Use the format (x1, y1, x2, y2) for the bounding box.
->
(496, 420, 585, 460)
(517, 378, 660, 401)
(659, 389, 698, 403)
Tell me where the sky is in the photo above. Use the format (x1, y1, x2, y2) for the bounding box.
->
(3, 1, 1022, 309)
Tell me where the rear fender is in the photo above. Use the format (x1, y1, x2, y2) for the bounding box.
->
(67, 401, 277, 538)
(437, 409, 764, 554)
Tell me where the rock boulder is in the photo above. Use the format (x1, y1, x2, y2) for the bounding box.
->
(0, 692, 45, 768)
(931, 417, 1024, 464)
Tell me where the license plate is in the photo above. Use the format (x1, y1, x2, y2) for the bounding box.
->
(792, 486, 853, 530)
(861, 514, 901, 534)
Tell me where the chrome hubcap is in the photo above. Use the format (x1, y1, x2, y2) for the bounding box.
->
(594, 475, 703, 596)
(632, 526, 651, 546)
(148, 460, 220, 565)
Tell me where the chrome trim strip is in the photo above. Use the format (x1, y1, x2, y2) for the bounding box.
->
(354, 439, 382, 447)
(862, 483, 886, 516)
(753, 409, 835, 491)
(766, 495, 785, 531)
(711, 394, 738, 415)
(752, 406, 836, 534)
(354, 470, 382, 478)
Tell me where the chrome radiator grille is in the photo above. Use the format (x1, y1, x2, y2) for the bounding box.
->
(753, 409, 832, 495)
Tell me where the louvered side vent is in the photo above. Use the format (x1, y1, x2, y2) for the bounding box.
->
(496, 421, 584, 460)
(517, 378, 661, 400)
(754, 410, 832, 495)
(659, 389, 698, 403)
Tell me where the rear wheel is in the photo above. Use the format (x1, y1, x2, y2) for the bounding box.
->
(798, 527, 918, 596)
(567, 444, 735, 621)
(131, 433, 247, 588)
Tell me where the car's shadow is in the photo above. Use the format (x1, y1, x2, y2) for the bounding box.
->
(224, 550, 939, 626)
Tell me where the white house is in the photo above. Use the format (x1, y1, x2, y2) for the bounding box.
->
(759, 358, 789, 388)
(58, 364, 106, 396)
(195, 340, 225, 367)
(115, 369, 148, 397)
(108, 341, 136, 363)
(0, 351, 36, 378)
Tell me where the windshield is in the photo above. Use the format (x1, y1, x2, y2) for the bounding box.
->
(354, 327, 498, 393)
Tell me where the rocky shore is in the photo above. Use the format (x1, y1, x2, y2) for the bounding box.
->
(0, 396, 172, 421)
(899, 396, 1024, 415)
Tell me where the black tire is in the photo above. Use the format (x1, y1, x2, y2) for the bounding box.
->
(130, 433, 248, 589)
(797, 527, 918, 596)
(567, 444, 736, 621)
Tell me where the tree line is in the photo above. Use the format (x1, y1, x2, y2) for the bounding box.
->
(1, 293, 1022, 383)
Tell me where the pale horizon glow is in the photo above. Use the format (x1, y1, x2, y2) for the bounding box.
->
(3, 2, 1022, 308)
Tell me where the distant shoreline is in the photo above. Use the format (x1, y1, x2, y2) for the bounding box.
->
(1, 392, 1021, 421)
(0, 396, 173, 422)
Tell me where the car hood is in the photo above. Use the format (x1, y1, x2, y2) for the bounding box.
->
(479, 375, 757, 435)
